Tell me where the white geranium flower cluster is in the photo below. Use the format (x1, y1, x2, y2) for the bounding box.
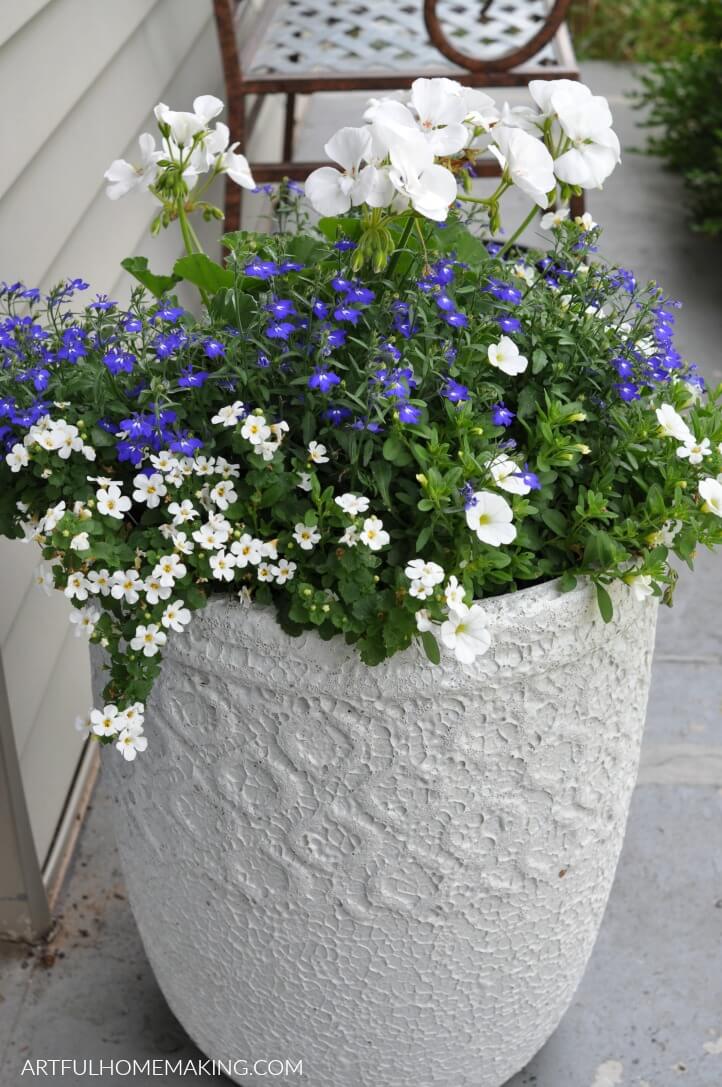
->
(104, 94, 255, 203)
(305, 77, 620, 221)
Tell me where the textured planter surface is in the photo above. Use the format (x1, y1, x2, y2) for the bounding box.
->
(105, 578, 658, 1087)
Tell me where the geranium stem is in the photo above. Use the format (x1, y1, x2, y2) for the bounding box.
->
(387, 215, 416, 275)
(498, 206, 539, 259)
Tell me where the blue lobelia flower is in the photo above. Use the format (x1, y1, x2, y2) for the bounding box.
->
(442, 379, 470, 403)
(308, 368, 341, 393)
(203, 337, 226, 358)
(491, 402, 515, 427)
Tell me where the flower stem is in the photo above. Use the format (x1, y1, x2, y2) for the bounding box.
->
(498, 205, 539, 259)
(387, 214, 416, 276)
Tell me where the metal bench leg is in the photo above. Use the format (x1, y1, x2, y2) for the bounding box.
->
(283, 93, 296, 163)
(225, 92, 247, 234)
(570, 192, 585, 220)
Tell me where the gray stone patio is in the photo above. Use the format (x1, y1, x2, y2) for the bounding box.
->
(1, 62, 721, 1087)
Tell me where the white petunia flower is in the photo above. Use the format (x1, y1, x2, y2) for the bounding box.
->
(699, 477, 722, 518)
(465, 491, 517, 547)
(64, 572, 89, 601)
(308, 440, 329, 464)
(440, 605, 491, 664)
(405, 559, 445, 588)
(70, 532, 90, 552)
(444, 575, 466, 610)
(209, 549, 237, 581)
(655, 403, 693, 442)
(132, 472, 167, 508)
(240, 414, 271, 445)
(115, 727, 148, 761)
(110, 569, 143, 604)
(676, 436, 711, 465)
(69, 605, 100, 639)
(627, 574, 654, 602)
(293, 523, 321, 550)
(130, 623, 167, 657)
(230, 534, 263, 567)
(211, 401, 246, 428)
(487, 453, 531, 495)
(487, 336, 528, 376)
(273, 558, 297, 584)
(91, 704, 121, 738)
(335, 493, 371, 516)
(96, 483, 132, 519)
(359, 515, 390, 551)
(6, 444, 29, 471)
(161, 600, 192, 632)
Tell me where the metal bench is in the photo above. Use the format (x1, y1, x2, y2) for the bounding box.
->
(213, 0, 580, 230)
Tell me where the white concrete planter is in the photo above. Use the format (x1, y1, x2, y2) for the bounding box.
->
(105, 577, 658, 1087)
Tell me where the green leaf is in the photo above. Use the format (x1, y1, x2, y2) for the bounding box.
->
(172, 254, 233, 293)
(558, 570, 578, 593)
(595, 582, 614, 623)
(541, 508, 568, 536)
(421, 630, 441, 664)
(120, 256, 180, 298)
(532, 348, 549, 374)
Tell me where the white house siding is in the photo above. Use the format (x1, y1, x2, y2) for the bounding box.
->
(0, 0, 229, 877)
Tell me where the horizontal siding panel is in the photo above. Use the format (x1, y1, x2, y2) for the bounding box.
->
(19, 629, 89, 863)
(0, 539, 40, 646)
(0, 0, 52, 51)
(0, 0, 159, 201)
(0, 0, 214, 288)
(4, 571, 74, 756)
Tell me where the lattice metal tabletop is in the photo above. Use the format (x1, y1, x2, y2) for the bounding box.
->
(242, 0, 568, 79)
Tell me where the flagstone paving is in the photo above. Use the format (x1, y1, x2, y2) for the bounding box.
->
(1, 62, 721, 1087)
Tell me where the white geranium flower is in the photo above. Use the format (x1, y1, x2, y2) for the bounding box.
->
(699, 477, 722, 517)
(130, 623, 167, 657)
(386, 133, 457, 221)
(360, 515, 390, 550)
(489, 126, 555, 208)
(530, 80, 620, 189)
(405, 559, 445, 588)
(462, 88, 500, 132)
(655, 403, 693, 442)
(91, 704, 121, 738)
(161, 600, 192, 632)
(70, 532, 90, 552)
(104, 133, 161, 199)
(220, 147, 256, 190)
(231, 533, 263, 567)
(335, 493, 370, 516)
(465, 491, 517, 547)
(64, 572, 89, 601)
(241, 414, 271, 445)
(308, 440, 329, 464)
(274, 558, 297, 584)
(209, 549, 237, 581)
(211, 401, 246, 427)
(69, 605, 100, 639)
(96, 483, 131, 519)
(6, 443, 29, 471)
(305, 126, 375, 216)
(153, 554, 187, 586)
(132, 472, 167, 508)
(110, 569, 143, 604)
(440, 605, 491, 664)
(406, 77, 469, 155)
(154, 97, 218, 145)
(115, 728, 148, 761)
(293, 523, 321, 550)
(444, 575, 466, 610)
(488, 453, 531, 495)
(487, 336, 528, 376)
(676, 437, 711, 464)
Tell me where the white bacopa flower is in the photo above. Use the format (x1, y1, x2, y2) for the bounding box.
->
(69, 605, 100, 639)
(52, 423, 83, 459)
(297, 472, 313, 492)
(360, 515, 390, 551)
(677, 436, 711, 464)
(41, 500, 66, 533)
(405, 559, 445, 587)
(6, 443, 29, 471)
(627, 574, 654, 602)
(110, 569, 143, 604)
(465, 491, 517, 547)
(130, 623, 167, 657)
(339, 525, 360, 547)
(153, 554, 187, 586)
(70, 532, 90, 552)
(64, 572, 89, 601)
(444, 575, 466, 610)
(575, 212, 597, 230)
(308, 440, 329, 464)
(274, 558, 297, 584)
(132, 472, 167, 508)
(260, 539, 279, 561)
(440, 605, 491, 664)
(211, 401, 246, 427)
(489, 126, 555, 208)
(335, 493, 371, 516)
(487, 336, 529, 376)
(161, 600, 192, 632)
(34, 562, 55, 594)
(655, 404, 693, 442)
(193, 523, 226, 550)
(699, 477, 722, 518)
(91, 704, 120, 738)
(144, 575, 172, 606)
(210, 481, 237, 510)
(118, 701, 145, 731)
(488, 453, 531, 495)
(87, 568, 112, 595)
(168, 499, 198, 525)
(540, 207, 570, 230)
(104, 132, 161, 200)
(171, 529, 194, 555)
(293, 523, 321, 550)
(115, 728, 149, 761)
(256, 562, 275, 582)
(409, 582, 432, 600)
(96, 483, 132, 519)
(75, 711, 93, 734)
(230, 533, 263, 567)
(240, 414, 271, 445)
(150, 451, 179, 473)
(210, 549, 237, 581)
(415, 608, 434, 632)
